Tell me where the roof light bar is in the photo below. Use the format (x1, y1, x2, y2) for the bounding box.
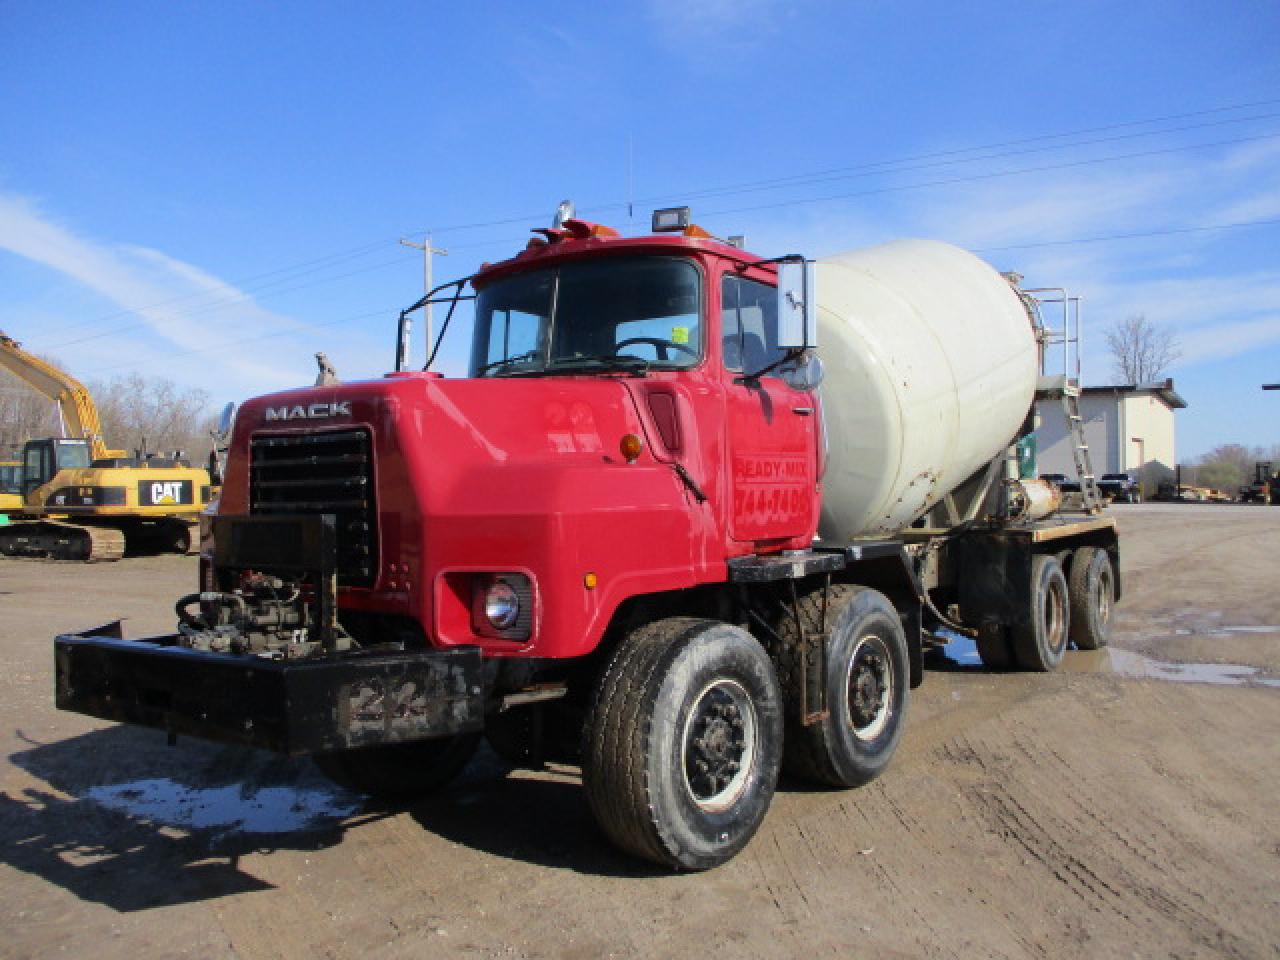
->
(651, 206, 691, 233)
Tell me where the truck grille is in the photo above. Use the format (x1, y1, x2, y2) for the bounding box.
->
(249, 429, 376, 586)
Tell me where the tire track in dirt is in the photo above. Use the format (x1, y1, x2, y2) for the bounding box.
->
(934, 686, 1267, 959)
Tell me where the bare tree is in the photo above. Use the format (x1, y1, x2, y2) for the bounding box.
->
(88, 374, 215, 461)
(1104, 314, 1180, 384)
(0, 350, 74, 456)
(1194, 443, 1253, 492)
(1193, 442, 1280, 494)
(0, 388, 60, 456)
(0, 355, 216, 464)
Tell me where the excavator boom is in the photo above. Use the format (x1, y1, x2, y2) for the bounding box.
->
(0, 331, 126, 460)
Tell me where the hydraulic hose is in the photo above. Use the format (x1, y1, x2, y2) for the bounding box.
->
(175, 594, 205, 630)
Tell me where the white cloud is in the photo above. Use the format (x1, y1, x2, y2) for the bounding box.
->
(1220, 137, 1280, 173)
(707, 138, 1280, 376)
(0, 193, 306, 387)
(645, 0, 784, 54)
(1176, 315, 1280, 365)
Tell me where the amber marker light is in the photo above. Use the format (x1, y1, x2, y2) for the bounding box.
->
(620, 433, 644, 463)
(584, 572, 598, 590)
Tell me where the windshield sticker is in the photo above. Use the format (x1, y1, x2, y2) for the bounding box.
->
(671, 326, 690, 345)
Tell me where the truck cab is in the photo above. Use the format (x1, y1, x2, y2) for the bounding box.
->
(55, 208, 1120, 871)
(208, 215, 824, 664)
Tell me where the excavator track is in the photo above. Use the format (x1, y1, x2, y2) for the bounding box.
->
(0, 521, 126, 562)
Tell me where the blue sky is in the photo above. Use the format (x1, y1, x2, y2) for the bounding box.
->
(1, 1, 1278, 459)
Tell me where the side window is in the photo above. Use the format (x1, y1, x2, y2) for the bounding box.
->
(721, 275, 786, 374)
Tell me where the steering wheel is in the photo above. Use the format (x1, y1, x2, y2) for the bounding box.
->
(614, 336, 697, 363)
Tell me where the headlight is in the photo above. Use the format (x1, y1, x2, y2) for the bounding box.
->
(471, 573, 533, 640)
(484, 581, 520, 630)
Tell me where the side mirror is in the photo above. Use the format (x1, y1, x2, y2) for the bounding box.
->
(776, 260, 816, 349)
(214, 402, 236, 448)
(780, 352, 825, 393)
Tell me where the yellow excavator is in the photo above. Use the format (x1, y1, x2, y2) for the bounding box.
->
(0, 331, 211, 561)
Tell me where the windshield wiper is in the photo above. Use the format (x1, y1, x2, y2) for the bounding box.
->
(544, 354, 651, 376)
(476, 349, 540, 376)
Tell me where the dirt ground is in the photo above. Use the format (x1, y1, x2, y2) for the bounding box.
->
(1, 504, 1277, 960)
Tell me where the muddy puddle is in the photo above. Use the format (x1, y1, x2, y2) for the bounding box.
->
(931, 632, 1280, 689)
(85, 777, 361, 836)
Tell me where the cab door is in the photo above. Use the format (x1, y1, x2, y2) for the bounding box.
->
(721, 272, 817, 546)
(22, 440, 52, 498)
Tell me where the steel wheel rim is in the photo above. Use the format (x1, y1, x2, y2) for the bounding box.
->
(1096, 566, 1113, 628)
(1045, 576, 1068, 655)
(847, 633, 894, 741)
(681, 679, 757, 812)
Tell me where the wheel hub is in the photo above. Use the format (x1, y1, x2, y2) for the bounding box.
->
(683, 684, 754, 808)
(846, 635, 894, 740)
(849, 650, 886, 728)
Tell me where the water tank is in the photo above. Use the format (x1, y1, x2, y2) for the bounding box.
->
(816, 240, 1038, 540)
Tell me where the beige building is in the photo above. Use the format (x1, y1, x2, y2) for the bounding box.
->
(1036, 379, 1187, 486)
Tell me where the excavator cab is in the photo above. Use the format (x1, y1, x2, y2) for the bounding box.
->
(20, 438, 91, 499)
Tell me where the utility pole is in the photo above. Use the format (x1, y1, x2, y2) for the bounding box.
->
(399, 234, 448, 369)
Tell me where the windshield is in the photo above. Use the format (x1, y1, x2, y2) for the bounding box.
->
(56, 442, 92, 470)
(469, 257, 701, 377)
(0, 464, 19, 494)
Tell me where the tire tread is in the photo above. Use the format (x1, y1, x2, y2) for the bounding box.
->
(582, 617, 708, 866)
(774, 584, 904, 786)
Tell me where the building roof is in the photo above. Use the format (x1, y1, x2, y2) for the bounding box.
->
(1081, 378, 1187, 410)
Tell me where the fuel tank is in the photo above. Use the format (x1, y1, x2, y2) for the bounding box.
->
(815, 240, 1039, 540)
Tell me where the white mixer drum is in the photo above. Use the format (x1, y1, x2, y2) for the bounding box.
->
(815, 240, 1038, 540)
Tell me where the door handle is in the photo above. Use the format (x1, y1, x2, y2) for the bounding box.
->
(792, 406, 814, 416)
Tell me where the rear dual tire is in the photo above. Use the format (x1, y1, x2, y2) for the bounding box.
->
(1011, 555, 1070, 671)
(1068, 546, 1115, 650)
(775, 585, 909, 788)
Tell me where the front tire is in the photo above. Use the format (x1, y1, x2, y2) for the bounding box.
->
(314, 734, 480, 802)
(1012, 555, 1070, 671)
(776, 585, 909, 787)
(581, 618, 783, 871)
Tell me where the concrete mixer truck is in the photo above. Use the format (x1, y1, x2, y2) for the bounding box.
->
(54, 206, 1119, 870)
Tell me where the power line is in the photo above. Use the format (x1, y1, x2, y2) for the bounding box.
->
(18, 98, 1280, 360)
(652, 110, 1280, 206)
(81, 308, 390, 376)
(48, 239, 396, 338)
(31, 127, 1280, 365)
(38, 94, 1280, 345)
(974, 217, 1280, 252)
(622, 98, 1280, 208)
(76, 215, 1280, 376)
(42, 253, 413, 351)
(691, 130, 1280, 221)
(403, 97, 1280, 238)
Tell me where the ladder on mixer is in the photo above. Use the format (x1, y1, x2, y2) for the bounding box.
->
(1038, 375, 1105, 514)
(1022, 286, 1104, 515)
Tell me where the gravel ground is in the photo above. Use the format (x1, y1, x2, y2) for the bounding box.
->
(1, 503, 1277, 959)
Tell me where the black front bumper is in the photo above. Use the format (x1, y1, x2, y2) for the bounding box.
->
(55, 627, 485, 755)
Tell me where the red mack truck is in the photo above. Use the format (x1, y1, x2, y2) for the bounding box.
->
(55, 205, 1119, 870)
